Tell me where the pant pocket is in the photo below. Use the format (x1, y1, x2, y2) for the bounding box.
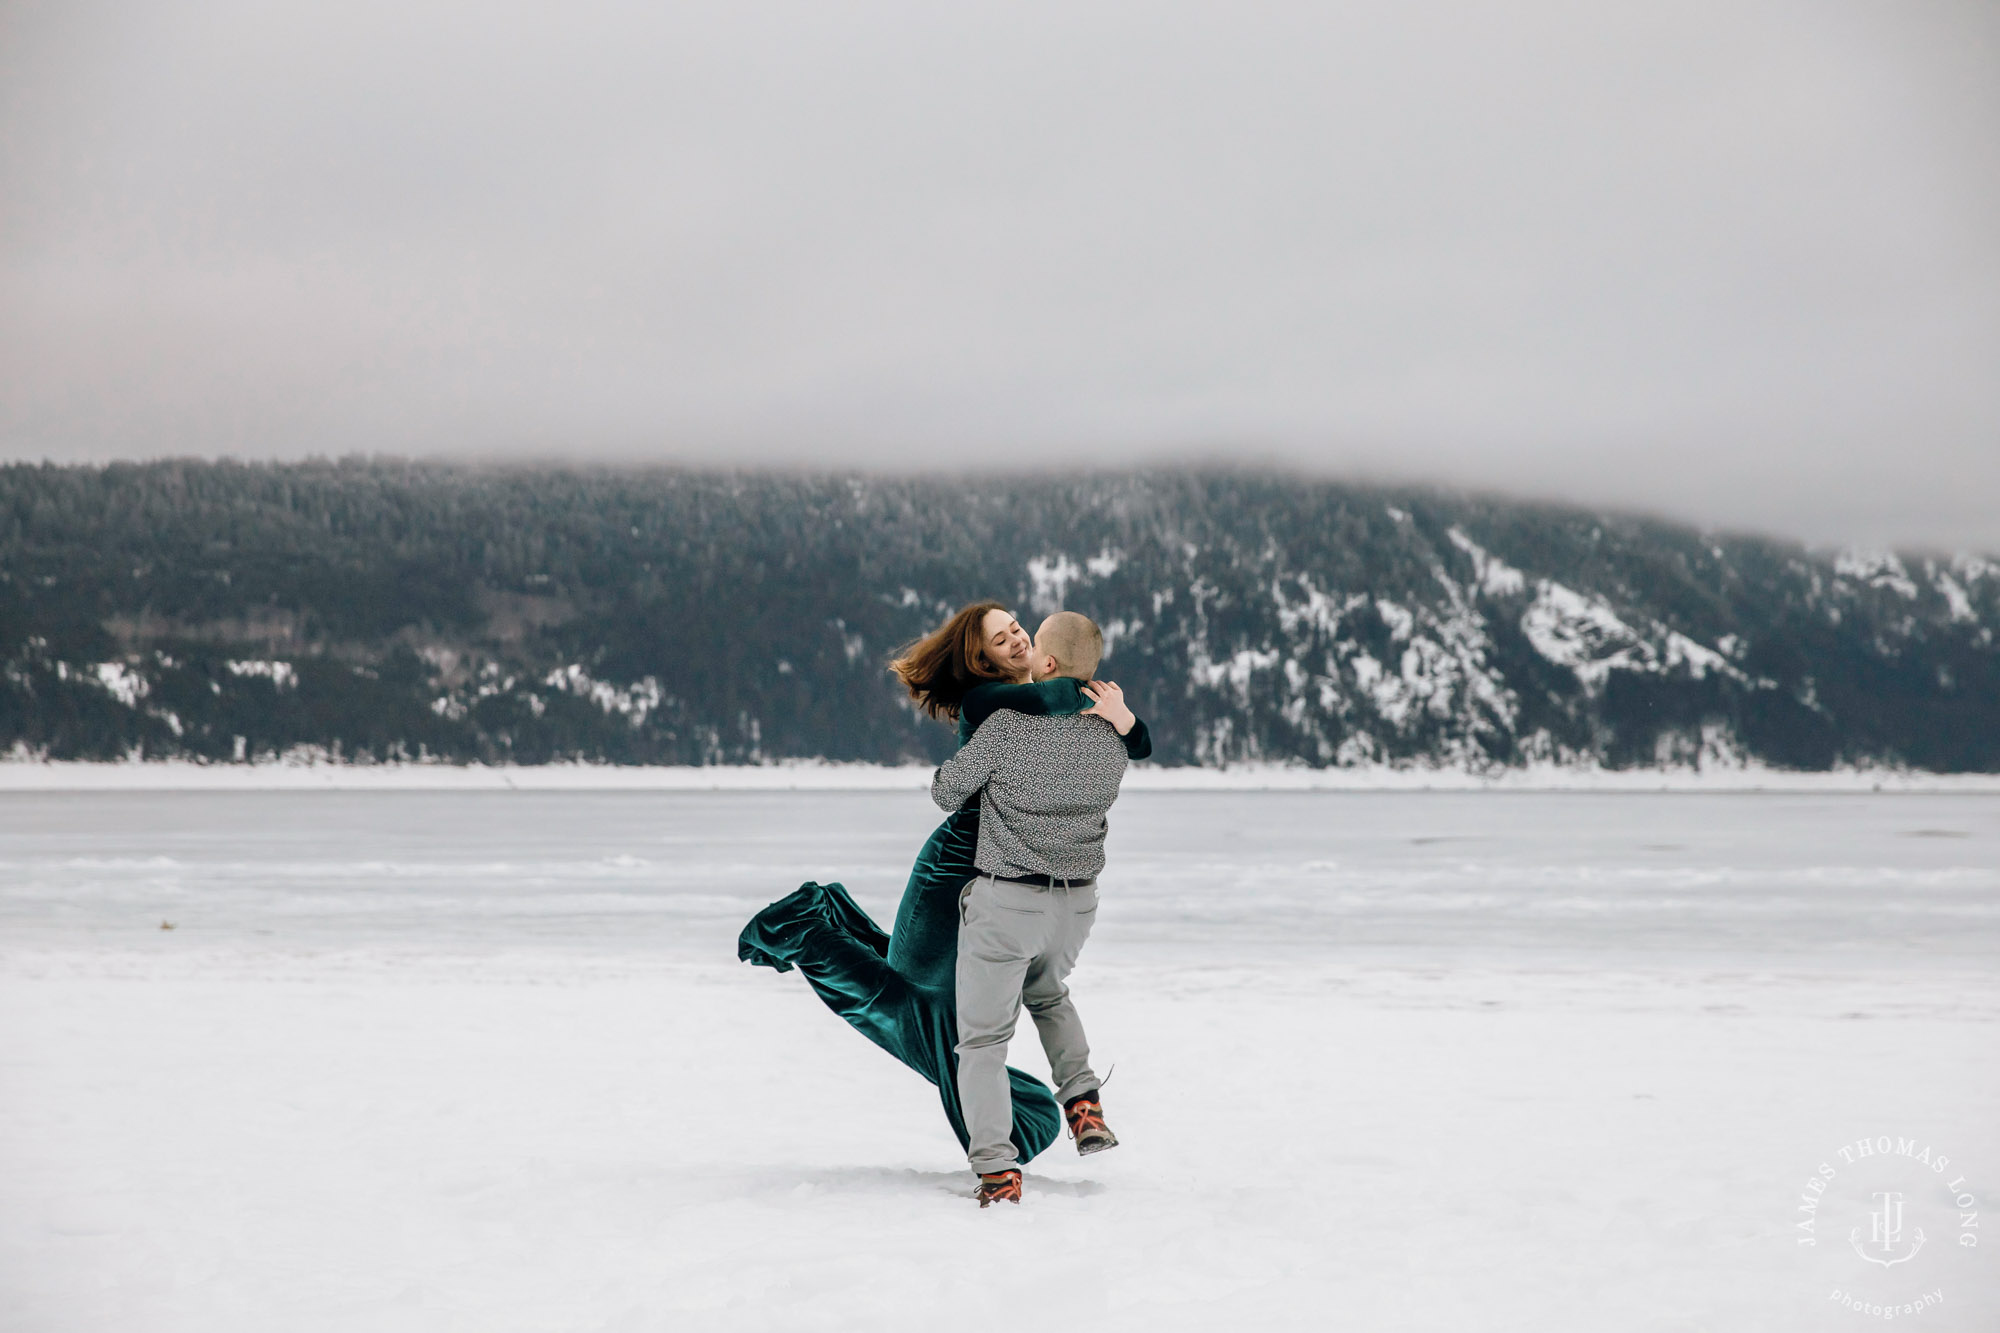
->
(990, 878, 1049, 916)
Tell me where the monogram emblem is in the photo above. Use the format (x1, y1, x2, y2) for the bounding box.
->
(1849, 1191, 1926, 1268)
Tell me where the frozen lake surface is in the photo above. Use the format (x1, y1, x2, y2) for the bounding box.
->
(3, 790, 1997, 1330)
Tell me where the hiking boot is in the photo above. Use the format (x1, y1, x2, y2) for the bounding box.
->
(1063, 1092, 1119, 1155)
(976, 1169, 1022, 1207)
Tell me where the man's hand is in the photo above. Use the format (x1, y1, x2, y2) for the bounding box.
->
(1080, 680, 1136, 736)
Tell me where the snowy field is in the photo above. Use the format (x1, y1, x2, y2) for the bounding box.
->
(2, 789, 1996, 1332)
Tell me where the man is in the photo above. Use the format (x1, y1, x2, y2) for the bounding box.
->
(930, 610, 1141, 1208)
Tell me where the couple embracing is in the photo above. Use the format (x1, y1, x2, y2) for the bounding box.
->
(738, 600, 1152, 1207)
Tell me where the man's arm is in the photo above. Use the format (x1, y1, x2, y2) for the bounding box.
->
(931, 711, 1011, 811)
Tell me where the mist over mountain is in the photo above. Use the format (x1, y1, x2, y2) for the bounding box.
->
(3, 459, 1995, 772)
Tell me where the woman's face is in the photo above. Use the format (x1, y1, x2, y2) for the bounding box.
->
(978, 609, 1033, 682)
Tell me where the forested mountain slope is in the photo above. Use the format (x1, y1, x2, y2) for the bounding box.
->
(3, 460, 1995, 770)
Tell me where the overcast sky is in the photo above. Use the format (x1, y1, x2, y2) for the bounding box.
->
(2, 1, 1996, 549)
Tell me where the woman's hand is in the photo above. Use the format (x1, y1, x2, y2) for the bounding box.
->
(1080, 680, 1136, 735)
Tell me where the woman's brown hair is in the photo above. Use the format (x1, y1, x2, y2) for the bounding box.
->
(889, 600, 1012, 721)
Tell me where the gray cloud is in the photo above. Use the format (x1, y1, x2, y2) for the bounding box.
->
(3, 0, 1997, 548)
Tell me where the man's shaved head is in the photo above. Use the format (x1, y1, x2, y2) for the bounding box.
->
(1034, 612, 1104, 681)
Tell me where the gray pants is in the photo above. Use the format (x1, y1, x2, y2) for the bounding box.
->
(955, 873, 1101, 1175)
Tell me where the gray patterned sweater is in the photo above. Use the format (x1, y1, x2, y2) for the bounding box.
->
(929, 710, 1131, 880)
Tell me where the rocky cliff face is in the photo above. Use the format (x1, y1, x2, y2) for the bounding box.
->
(3, 461, 1995, 770)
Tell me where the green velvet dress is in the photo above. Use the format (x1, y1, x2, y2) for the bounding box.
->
(737, 678, 1152, 1165)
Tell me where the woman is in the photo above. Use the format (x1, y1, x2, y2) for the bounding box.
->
(737, 601, 1151, 1166)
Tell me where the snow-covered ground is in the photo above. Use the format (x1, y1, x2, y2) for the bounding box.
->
(6, 757, 2000, 792)
(2, 790, 1996, 1331)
